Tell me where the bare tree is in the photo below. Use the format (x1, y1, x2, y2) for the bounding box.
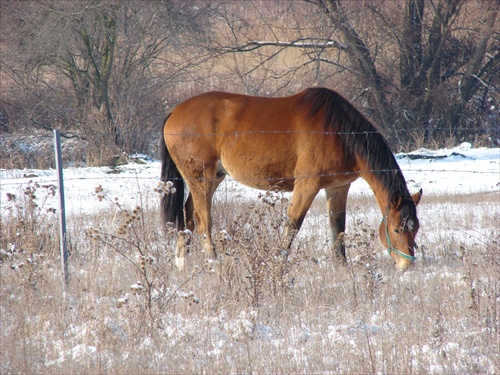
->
(1, 0, 214, 163)
(217, 0, 499, 146)
(396, 0, 499, 137)
(1, 0, 498, 165)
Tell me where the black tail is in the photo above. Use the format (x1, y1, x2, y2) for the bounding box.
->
(160, 113, 185, 229)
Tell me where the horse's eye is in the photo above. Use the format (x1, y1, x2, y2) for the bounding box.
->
(394, 228, 401, 234)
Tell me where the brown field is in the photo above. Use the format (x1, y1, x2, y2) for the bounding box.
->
(1, 185, 498, 373)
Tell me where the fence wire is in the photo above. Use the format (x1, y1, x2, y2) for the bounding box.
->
(1, 168, 497, 187)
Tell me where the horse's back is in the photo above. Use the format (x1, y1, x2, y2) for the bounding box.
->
(167, 90, 309, 133)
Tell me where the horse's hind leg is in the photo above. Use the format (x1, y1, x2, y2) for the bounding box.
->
(184, 193, 195, 232)
(174, 193, 195, 270)
(325, 185, 350, 263)
(176, 182, 215, 269)
(175, 161, 226, 270)
(186, 164, 226, 262)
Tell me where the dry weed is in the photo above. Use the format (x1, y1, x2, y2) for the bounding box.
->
(1, 185, 498, 373)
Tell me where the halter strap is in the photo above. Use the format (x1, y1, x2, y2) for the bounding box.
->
(382, 208, 416, 261)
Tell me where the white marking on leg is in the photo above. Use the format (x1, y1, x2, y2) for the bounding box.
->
(175, 256, 185, 270)
(175, 230, 189, 271)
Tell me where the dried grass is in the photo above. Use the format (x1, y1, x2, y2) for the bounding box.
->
(1, 186, 498, 373)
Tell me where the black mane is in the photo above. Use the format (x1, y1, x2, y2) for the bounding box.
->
(302, 87, 413, 211)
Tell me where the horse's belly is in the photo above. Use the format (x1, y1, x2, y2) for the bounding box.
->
(220, 156, 295, 192)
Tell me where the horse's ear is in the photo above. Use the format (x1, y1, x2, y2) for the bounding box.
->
(412, 188, 423, 206)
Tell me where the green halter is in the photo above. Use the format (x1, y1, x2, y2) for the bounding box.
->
(382, 208, 416, 261)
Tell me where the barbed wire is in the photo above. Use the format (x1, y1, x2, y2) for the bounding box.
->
(161, 127, 497, 137)
(2, 125, 493, 140)
(1, 167, 498, 187)
(163, 129, 379, 137)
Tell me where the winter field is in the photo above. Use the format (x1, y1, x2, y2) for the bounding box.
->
(1, 142, 499, 373)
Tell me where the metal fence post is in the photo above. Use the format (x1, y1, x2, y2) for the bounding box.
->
(54, 129, 69, 288)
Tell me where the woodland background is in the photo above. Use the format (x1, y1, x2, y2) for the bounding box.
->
(1, 0, 499, 167)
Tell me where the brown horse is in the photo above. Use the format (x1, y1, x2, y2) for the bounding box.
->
(160, 88, 422, 270)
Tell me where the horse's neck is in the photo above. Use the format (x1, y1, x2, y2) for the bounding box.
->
(358, 163, 392, 213)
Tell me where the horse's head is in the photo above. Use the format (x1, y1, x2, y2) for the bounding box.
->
(379, 189, 422, 270)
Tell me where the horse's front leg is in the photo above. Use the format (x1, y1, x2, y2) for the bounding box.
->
(325, 185, 350, 263)
(284, 179, 320, 249)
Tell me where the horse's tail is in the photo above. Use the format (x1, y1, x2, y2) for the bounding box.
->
(160, 113, 185, 230)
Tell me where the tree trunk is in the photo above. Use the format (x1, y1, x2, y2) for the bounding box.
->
(400, 0, 425, 98)
(320, 0, 393, 128)
(98, 10, 121, 147)
(77, 7, 120, 147)
(449, 1, 499, 130)
(413, 0, 463, 135)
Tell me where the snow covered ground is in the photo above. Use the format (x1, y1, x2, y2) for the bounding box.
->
(1, 142, 499, 373)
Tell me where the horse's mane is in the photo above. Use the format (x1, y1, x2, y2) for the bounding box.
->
(302, 87, 414, 212)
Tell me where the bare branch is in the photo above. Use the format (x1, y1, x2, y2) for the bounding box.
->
(0, 98, 85, 139)
(222, 38, 348, 53)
